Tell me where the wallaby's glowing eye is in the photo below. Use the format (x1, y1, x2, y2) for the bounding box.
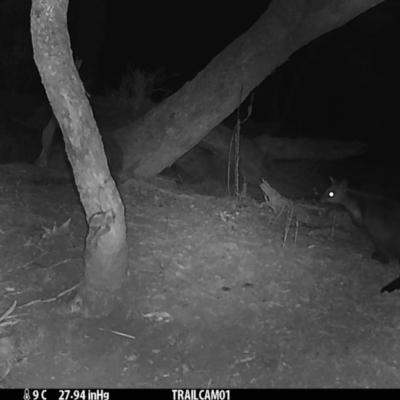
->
(328, 191, 335, 198)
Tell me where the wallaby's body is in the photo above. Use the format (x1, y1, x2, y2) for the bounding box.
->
(320, 178, 400, 266)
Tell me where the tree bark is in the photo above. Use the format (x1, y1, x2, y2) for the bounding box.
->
(31, 0, 128, 317)
(115, 0, 383, 182)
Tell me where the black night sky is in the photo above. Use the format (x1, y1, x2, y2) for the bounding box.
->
(88, 0, 399, 147)
(0, 0, 400, 192)
(86, 2, 269, 89)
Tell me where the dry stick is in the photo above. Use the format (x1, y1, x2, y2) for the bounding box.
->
(0, 301, 17, 323)
(227, 127, 235, 197)
(227, 86, 243, 199)
(237, 92, 253, 200)
(17, 282, 81, 309)
(228, 88, 254, 200)
(294, 217, 299, 245)
(98, 327, 135, 340)
(234, 90, 241, 199)
(282, 204, 294, 249)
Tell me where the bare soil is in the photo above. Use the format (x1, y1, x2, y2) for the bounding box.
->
(1, 163, 400, 388)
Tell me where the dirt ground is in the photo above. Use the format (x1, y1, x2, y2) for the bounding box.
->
(1, 163, 400, 388)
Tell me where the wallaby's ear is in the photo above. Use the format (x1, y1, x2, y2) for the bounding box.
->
(329, 176, 336, 184)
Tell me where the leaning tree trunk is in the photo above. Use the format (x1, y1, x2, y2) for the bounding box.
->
(116, 0, 383, 182)
(31, 0, 128, 317)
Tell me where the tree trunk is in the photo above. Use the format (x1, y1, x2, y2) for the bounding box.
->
(115, 0, 383, 182)
(31, 0, 128, 317)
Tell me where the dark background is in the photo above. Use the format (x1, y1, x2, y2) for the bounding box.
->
(0, 0, 399, 191)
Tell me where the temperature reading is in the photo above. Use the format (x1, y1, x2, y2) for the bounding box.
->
(31, 390, 47, 400)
